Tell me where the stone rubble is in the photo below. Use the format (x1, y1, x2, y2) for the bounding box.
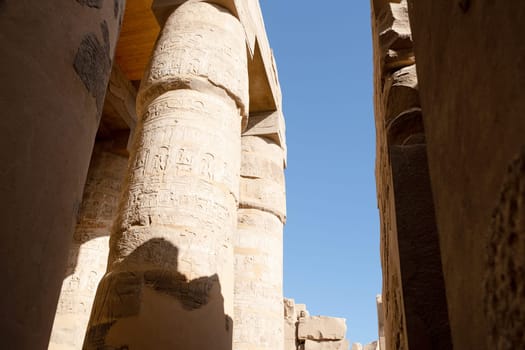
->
(284, 298, 351, 350)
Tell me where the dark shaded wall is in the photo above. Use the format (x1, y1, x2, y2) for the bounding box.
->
(371, 1, 452, 349)
(407, 1, 525, 349)
(0, 1, 124, 348)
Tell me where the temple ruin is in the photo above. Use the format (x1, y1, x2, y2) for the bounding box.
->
(1, 0, 524, 349)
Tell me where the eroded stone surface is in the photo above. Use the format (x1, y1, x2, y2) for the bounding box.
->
(284, 298, 299, 350)
(351, 342, 378, 350)
(298, 316, 347, 341)
(377, 0, 414, 70)
(407, 1, 525, 349)
(233, 130, 286, 350)
(304, 339, 349, 350)
(376, 295, 386, 350)
(234, 210, 284, 350)
(485, 149, 525, 350)
(139, 1, 249, 118)
(284, 301, 352, 350)
(0, 0, 123, 347)
(364, 341, 379, 350)
(239, 136, 286, 222)
(84, 2, 248, 348)
(371, 1, 452, 350)
(49, 144, 128, 350)
(383, 64, 419, 124)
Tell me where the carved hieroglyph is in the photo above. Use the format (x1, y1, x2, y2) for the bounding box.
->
(234, 135, 286, 350)
(84, 2, 248, 349)
(49, 144, 128, 350)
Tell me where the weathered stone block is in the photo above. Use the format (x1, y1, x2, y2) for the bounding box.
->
(363, 341, 378, 350)
(240, 151, 285, 185)
(240, 177, 286, 223)
(242, 135, 285, 166)
(284, 298, 297, 321)
(304, 339, 349, 350)
(298, 316, 346, 341)
(285, 319, 298, 350)
(383, 64, 419, 124)
(408, 1, 525, 348)
(376, 295, 386, 350)
(386, 107, 424, 146)
(295, 304, 309, 318)
(377, 0, 412, 57)
(389, 145, 453, 350)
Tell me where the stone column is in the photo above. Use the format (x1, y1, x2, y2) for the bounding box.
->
(234, 133, 286, 350)
(407, 1, 525, 349)
(83, 2, 248, 349)
(370, 1, 452, 349)
(0, 1, 124, 348)
(48, 143, 128, 350)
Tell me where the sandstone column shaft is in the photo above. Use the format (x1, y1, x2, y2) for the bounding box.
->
(49, 143, 128, 350)
(0, 1, 124, 348)
(84, 2, 248, 349)
(234, 135, 286, 350)
(370, 1, 451, 349)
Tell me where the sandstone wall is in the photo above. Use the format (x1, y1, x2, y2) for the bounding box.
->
(370, 1, 452, 349)
(407, 1, 525, 349)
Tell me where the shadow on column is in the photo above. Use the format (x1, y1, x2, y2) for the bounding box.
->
(62, 139, 129, 278)
(84, 238, 233, 350)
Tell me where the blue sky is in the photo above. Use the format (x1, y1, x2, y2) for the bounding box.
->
(259, 1, 381, 344)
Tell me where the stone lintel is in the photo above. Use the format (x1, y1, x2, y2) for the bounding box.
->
(244, 110, 286, 148)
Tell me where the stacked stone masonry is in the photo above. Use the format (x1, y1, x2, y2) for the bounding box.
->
(284, 298, 350, 350)
(370, 0, 452, 349)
